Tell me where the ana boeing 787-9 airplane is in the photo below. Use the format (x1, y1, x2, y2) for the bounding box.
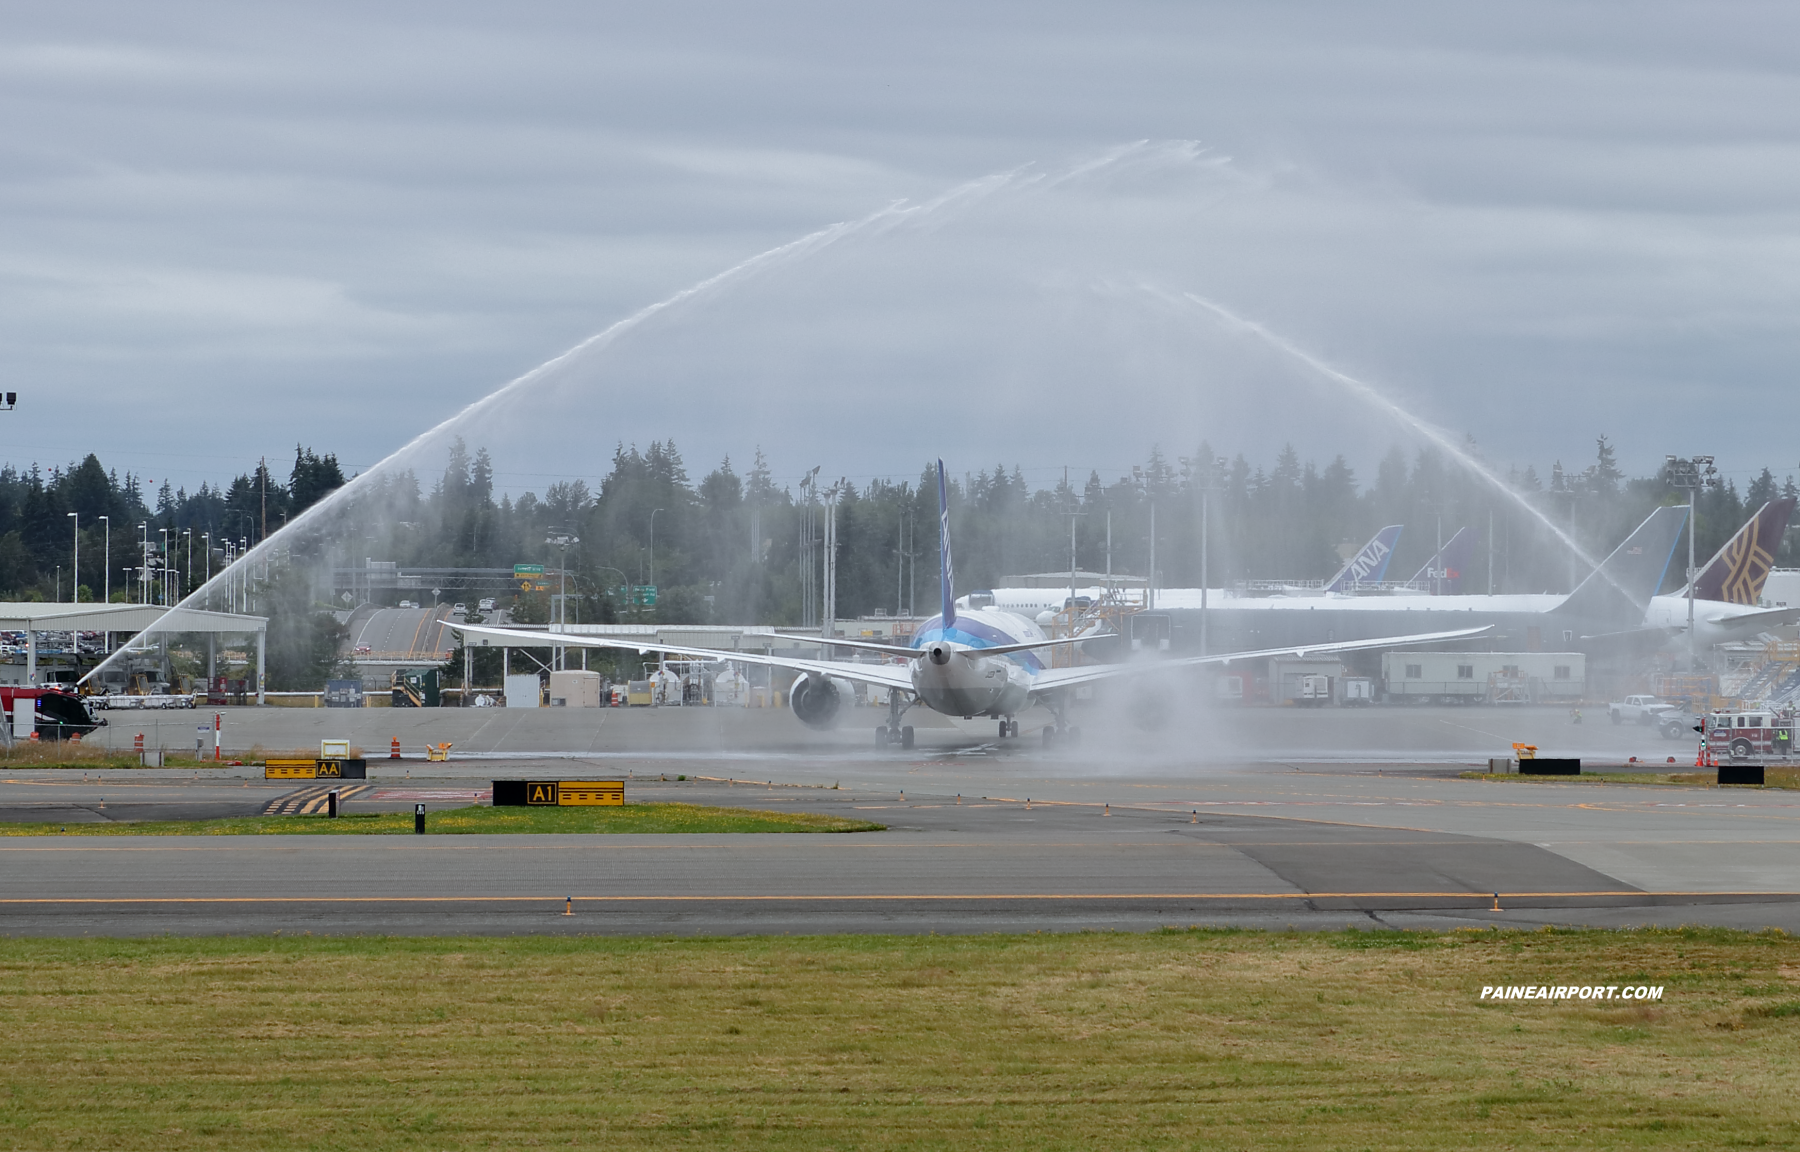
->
(456, 460, 1489, 747)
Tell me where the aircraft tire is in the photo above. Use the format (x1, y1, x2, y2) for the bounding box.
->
(876, 726, 889, 746)
(900, 726, 915, 749)
(1009, 719, 1020, 738)
(1067, 725, 1082, 746)
(1042, 726, 1056, 748)
(998, 719, 1009, 740)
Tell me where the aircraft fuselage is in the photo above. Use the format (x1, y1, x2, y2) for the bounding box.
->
(907, 607, 1042, 718)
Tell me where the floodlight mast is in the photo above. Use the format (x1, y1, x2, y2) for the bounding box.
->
(1666, 454, 1720, 673)
(546, 530, 579, 670)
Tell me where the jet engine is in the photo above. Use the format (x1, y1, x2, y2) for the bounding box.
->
(788, 674, 858, 729)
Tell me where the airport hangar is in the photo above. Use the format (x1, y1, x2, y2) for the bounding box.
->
(0, 603, 270, 701)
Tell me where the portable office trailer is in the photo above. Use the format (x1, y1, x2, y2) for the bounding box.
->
(1382, 652, 1585, 704)
(547, 670, 602, 708)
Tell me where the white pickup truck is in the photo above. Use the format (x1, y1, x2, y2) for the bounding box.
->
(1610, 695, 1674, 726)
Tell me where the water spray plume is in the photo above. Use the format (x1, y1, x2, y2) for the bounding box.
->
(1156, 287, 1615, 582)
(79, 160, 1073, 683)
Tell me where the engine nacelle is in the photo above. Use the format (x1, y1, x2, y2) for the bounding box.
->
(788, 674, 857, 730)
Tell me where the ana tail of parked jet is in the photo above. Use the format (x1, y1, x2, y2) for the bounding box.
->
(1550, 505, 1687, 625)
(1409, 527, 1476, 594)
(1688, 497, 1796, 605)
(1324, 525, 1402, 592)
(937, 457, 955, 628)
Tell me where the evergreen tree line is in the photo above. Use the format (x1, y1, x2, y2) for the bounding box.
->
(7, 436, 1798, 625)
(0, 446, 343, 602)
(301, 435, 1800, 636)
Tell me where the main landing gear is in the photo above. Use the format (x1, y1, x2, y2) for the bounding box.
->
(877, 694, 918, 750)
(876, 725, 916, 749)
(1039, 697, 1080, 747)
(996, 718, 1019, 739)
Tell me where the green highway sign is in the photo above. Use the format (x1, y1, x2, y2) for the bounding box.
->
(613, 584, 658, 607)
(513, 564, 546, 576)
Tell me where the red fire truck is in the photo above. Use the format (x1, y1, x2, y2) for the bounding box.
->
(0, 686, 105, 740)
(1704, 709, 1795, 761)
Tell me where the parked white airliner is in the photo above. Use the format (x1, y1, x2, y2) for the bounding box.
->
(456, 461, 1489, 747)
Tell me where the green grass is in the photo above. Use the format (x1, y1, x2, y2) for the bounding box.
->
(1462, 768, 1800, 789)
(0, 928, 1797, 1148)
(0, 802, 884, 837)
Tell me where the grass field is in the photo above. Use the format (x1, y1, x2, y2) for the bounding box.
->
(0, 743, 225, 771)
(0, 802, 883, 837)
(1462, 767, 1800, 789)
(0, 929, 1796, 1148)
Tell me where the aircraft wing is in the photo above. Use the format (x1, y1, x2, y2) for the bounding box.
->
(1704, 606, 1800, 628)
(1026, 626, 1495, 692)
(452, 623, 916, 693)
(809, 633, 1098, 660)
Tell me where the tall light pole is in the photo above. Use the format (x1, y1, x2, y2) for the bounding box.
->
(1666, 455, 1720, 674)
(67, 512, 78, 603)
(648, 509, 664, 595)
(159, 528, 170, 606)
(1184, 455, 1228, 658)
(822, 481, 844, 640)
(547, 530, 579, 669)
(183, 529, 192, 600)
(139, 522, 148, 604)
(99, 515, 109, 604)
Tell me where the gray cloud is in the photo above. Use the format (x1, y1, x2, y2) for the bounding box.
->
(5, 2, 1800, 492)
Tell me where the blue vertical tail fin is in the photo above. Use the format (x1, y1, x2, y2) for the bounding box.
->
(937, 458, 955, 628)
(1325, 525, 1403, 592)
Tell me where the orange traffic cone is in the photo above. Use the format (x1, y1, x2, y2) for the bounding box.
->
(390, 736, 401, 760)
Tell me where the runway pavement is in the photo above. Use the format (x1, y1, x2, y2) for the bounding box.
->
(4, 736, 1799, 935)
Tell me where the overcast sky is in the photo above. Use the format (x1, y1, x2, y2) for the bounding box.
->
(6, 3, 1800, 496)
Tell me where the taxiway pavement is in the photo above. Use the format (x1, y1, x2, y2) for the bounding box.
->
(6, 704, 1794, 935)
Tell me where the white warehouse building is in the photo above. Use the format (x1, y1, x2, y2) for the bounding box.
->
(1382, 651, 1586, 704)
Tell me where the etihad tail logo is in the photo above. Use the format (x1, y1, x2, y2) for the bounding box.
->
(1692, 498, 1796, 605)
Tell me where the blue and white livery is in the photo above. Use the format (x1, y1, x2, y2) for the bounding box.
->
(457, 459, 1489, 747)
